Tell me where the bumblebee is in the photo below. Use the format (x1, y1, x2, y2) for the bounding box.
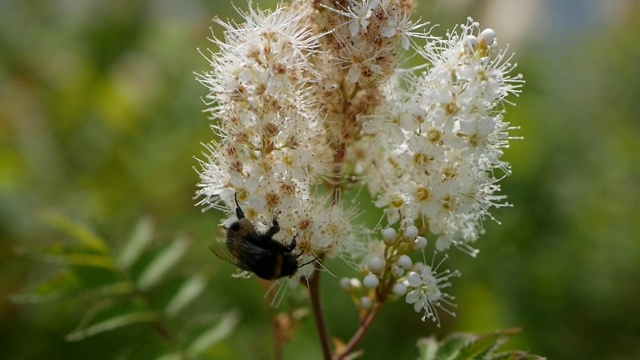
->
(210, 194, 314, 280)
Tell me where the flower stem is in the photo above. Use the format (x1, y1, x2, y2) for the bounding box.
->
(335, 304, 381, 360)
(308, 266, 333, 360)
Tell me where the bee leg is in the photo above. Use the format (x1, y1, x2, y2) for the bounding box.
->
(285, 233, 298, 252)
(234, 192, 245, 219)
(265, 211, 282, 238)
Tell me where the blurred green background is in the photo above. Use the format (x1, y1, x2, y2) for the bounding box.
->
(2, 0, 639, 359)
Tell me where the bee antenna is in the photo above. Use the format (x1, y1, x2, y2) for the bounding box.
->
(298, 255, 320, 268)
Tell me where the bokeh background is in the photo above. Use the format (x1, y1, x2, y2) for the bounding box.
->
(2, 0, 639, 359)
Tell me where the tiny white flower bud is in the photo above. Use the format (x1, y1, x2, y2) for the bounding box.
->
(405, 225, 419, 241)
(391, 265, 404, 278)
(360, 296, 373, 309)
(340, 277, 352, 291)
(479, 28, 496, 48)
(413, 262, 427, 273)
(382, 228, 397, 244)
(367, 256, 386, 274)
(392, 282, 407, 296)
(463, 35, 479, 52)
(397, 255, 412, 270)
(349, 278, 362, 290)
(413, 236, 428, 250)
(363, 274, 379, 288)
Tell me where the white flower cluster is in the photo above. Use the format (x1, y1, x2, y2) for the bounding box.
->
(195, 2, 364, 275)
(362, 19, 523, 254)
(317, 0, 426, 87)
(196, 0, 522, 323)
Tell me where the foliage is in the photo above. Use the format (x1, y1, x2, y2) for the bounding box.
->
(417, 329, 545, 360)
(12, 214, 238, 358)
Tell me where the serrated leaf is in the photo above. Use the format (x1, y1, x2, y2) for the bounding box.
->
(117, 216, 154, 269)
(436, 333, 475, 360)
(42, 212, 109, 253)
(136, 235, 189, 291)
(10, 270, 81, 304)
(458, 329, 518, 359)
(187, 310, 240, 355)
(418, 329, 546, 360)
(66, 310, 158, 341)
(164, 273, 207, 318)
(416, 337, 439, 360)
(457, 332, 501, 359)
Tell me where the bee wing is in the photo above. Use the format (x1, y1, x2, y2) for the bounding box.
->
(209, 242, 255, 272)
(210, 228, 273, 272)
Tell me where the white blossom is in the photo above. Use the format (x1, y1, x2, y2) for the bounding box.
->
(196, 0, 522, 323)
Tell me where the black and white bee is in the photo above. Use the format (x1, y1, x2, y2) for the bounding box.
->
(210, 194, 316, 280)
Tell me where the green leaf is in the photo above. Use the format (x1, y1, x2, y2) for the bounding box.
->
(42, 252, 118, 270)
(136, 235, 189, 291)
(457, 328, 518, 359)
(117, 216, 154, 269)
(489, 351, 547, 360)
(416, 337, 439, 360)
(11, 270, 81, 304)
(457, 332, 502, 359)
(436, 333, 475, 360)
(79, 281, 135, 299)
(417, 329, 546, 360)
(15, 244, 117, 269)
(42, 212, 109, 253)
(65, 298, 158, 341)
(66, 309, 158, 341)
(187, 310, 240, 355)
(164, 273, 207, 318)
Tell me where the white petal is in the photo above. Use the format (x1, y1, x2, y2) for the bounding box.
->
(347, 65, 362, 83)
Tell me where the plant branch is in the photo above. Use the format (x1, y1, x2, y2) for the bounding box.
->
(308, 266, 333, 360)
(335, 304, 381, 360)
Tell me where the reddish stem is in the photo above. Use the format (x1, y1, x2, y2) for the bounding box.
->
(335, 305, 381, 360)
(308, 267, 333, 360)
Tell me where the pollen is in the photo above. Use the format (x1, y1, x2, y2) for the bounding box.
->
(263, 122, 279, 138)
(391, 194, 405, 208)
(284, 154, 294, 166)
(266, 192, 281, 209)
(225, 146, 237, 157)
(416, 187, 430, 201)
(413, 152, 431, 166)
(279, 181, 296, 196)
(427, 129, 441, 143)
(297, 239, 312, 254)
(298, 218, 311, 231)
(445, 102, 460, 116)
(442, 166, 458, 181)
(441, 195, 456, 211)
